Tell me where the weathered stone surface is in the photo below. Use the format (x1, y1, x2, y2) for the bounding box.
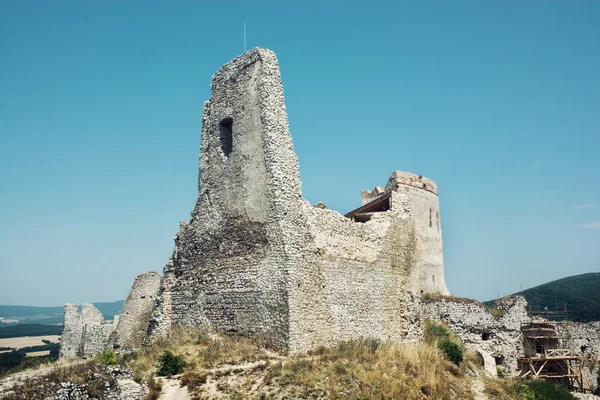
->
(114, 271, 161, 350)
(59, 304, 118, 359)
(63, 47, 451, 356)
(557, 321, 600, 392)
(146, 48, 439, 352)
(422, 296, 529, 375)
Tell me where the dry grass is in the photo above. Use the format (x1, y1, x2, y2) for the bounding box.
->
(483, 377, 519, 400)
(421, 292, 483, 306)
(0, 360, 117, 400)
(122, 327, 273, 383)
(124, 328, 475, 399)
(259, 340, 470, 399)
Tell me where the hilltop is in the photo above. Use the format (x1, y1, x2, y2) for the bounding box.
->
(487, 272, 600, 322)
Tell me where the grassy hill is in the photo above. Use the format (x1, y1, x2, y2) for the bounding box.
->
(0, 300, 124, 326)
(489, 272, 600, 323)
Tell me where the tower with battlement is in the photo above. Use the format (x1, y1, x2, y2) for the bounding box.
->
(354, 171, 449, 295)
(62, 47, 450, 356)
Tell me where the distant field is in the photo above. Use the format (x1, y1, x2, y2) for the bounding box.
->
(0, 335, 60, 350)
(25, 350, 51, 357)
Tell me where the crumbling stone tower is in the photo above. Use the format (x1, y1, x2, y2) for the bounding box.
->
(146, 47, 446, 351)
(150, 48, 308, 348)
(358, 172, 449, 295)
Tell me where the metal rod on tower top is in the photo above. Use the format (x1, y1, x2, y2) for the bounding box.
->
(244, 23, 247, 53)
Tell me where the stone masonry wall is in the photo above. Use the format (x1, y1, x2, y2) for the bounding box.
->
(557, 321, 600, 392)
(147, 48, 434, 353)
(59, 304, 118, 359)
(388, 172, 449, 295)
(422, 296, 529, 375)
(286, 195, 423, 351)
(149, 48, 303, 349)
(115, 271, 161, 350)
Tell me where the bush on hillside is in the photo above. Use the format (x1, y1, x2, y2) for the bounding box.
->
(95, 350, 119, 365)
(156, 350, 186, 377)
(424, 320, 465, 365)
(517, 379, 576, 400)
(438, 338, 463, 365)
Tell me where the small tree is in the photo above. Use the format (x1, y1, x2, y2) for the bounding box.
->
(95, 350, 119, 365)
(156, 350, 186, 377)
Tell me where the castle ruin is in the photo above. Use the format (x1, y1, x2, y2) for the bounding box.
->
(60, 47, 449, 355)
(58, 48, 600, 393)
(145, 47, 451, 351)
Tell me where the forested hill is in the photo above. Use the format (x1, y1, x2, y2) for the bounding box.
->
(489, 272, 600, 323)
(0, 300, 124, 325)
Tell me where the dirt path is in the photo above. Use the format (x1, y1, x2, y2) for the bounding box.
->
(159, 378, 192, 400)
(472, 377, 488, 400)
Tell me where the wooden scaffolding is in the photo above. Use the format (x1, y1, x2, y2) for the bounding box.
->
(518, 320, 591, 392)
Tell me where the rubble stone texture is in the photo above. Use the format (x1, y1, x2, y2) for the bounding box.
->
(59, 304, 118, 359)
(558, 321, 600, 392)
(147, 47, 448, 351)
(114, 271, 161, 350)
(422, 296, 600, 392)
(422, 296, 529, 375)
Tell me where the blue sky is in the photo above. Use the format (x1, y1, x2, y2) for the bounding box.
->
(1, 1, 598, 306)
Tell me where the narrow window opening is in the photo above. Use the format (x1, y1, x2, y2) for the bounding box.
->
(219, 117, 233, 157)
(432, 275, 435, 283)
(482, 332, 491, 341)
(429, 209, 432, 227)
(494, 356, 505, 366)
(436, 212, 440, 231)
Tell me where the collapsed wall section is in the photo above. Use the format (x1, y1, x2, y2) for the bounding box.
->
(115, 271, 161, 350)
(422, 296, 528, 375)
(288, 201, 423, 351)
(556, 321, 600, 392)
(59, 304, 118, 359)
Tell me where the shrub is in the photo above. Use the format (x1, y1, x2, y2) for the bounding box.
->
(438, 339, 463, 365)
(156, 350, 186, 377)
(517, 380, 576, 400)
(424, 320, 452, 344)
(95, 350, 119, 365)
(496, 366, 505, 378)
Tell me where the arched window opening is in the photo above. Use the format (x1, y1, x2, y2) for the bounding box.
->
(219, 117, 233, 157)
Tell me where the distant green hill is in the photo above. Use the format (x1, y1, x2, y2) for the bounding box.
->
(0, 300, 124, 326)
(487, 273, 600, 323)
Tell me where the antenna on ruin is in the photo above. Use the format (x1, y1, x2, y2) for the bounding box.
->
(244, 23, 247, 53)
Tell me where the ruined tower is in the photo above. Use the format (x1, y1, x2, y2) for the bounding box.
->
(358, 172, 449, 295)
(146, 48, 437, 351)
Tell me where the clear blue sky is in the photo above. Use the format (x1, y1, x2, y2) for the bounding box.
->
(1, 1, 598, 306)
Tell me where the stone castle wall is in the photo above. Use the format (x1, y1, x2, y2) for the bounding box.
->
(148, 48, 303, 349)
(59, 304, 118, 359)
(557, 321, 600, 392)
(422, 296, 529, 375)
(146, 48, 435, 352)
(114, 271, 161, 350)
(388, 172, 448, 295)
